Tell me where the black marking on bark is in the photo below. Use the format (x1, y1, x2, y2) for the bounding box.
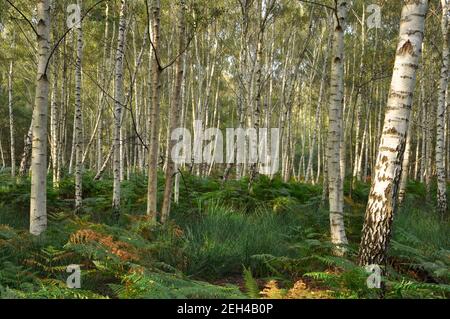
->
(398, 40, 414, 56)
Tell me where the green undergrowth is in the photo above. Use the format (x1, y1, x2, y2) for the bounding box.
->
(0, 172, 448, 299)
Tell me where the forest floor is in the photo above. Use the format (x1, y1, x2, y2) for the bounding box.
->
(0, 172, 449, 299)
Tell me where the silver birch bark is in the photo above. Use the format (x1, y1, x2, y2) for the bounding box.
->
(414, 110, 421, 180)
(58, 36, 68, 184)
(420, 78, 426, 183)
(19, 120, 33, 176)
(97, 4, 109, 172)
(352, 13, 366, 184)
(30, 0, 51, 236)
(436, 0, 449, 216)
(74, 0, 83, 213)
(327, 0, 350, 255)
(235, 1, 250, 179)
(175, 59, 187, 203)
(50, 57, 59, 188)
(359, 0, 428, 266)
(147, 0, 162, 219)
(425, 91, 433, 200)
(306, 27, 330, 183)
(398, 118, 413, 204)
(50, 18, 60, 188)
(0, 136, 5, 170)
(161, 0, 185, 223)
(8, 61, 15, 177)
(356, 108, 369, 181)
(68, 32, 76, 175)
(112, 0, 127, 213)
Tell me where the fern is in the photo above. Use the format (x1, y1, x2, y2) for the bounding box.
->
(259, 280, 286, 299)
(116, 268, 245, 299)
(304, 271, 339, 282)
(243, 267, 260, 298)
(24, 246, 75, 275)
(386, 279, 450, 299)
(0, 261, 37, 288)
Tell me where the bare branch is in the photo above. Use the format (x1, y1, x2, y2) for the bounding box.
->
(298, 0, 335, 12)
(4, 0, 39, 38)
(44, 0, 109, 76)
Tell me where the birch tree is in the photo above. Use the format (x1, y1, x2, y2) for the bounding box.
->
(50, 53, 59, 188)
(327, 0, 350, 255)
(50, 4, 60, 189)
(147, 0, 161, 219)
(161, 0, 186, 223)
(19, 120, 33, 177)
(306, 21, 331, 183)
(30, 0, 51, 236)
(398, 118, 413, 204)
(359, 0, 428, 266)
(436, 0, 449, 216)
(74, 0, 83, 212)
(0, 134, 5, 170)
(8, 60, 15, 177)
(112, 0, 127, 214)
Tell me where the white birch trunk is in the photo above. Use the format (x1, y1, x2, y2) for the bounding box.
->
(19, 120, 33, 176)
(359, 0, 428, 266)
(147, 0, 161, 219)
(161, 0, 186, 223)
(74, 0, 83, 213)
(30, 0, 51, 236)
(306, 28, 330, 183)
(0, 133, 5, 170)
(420, 78, 427, 183)
(436, 0, 449, 216)
(398, 118, 413, 204)
(8, 61, 15, 177)
(327, 0, 350, 255)
(50, 58, 59, 188)
(112, 0, 127, 213)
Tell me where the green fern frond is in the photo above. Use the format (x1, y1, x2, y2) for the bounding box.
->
(243, 266, 260, 298)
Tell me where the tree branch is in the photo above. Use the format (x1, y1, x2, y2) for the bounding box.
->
(44, 0, 109, 76)
(145, 0, 163, 70)
(4, 0, 39, 38)
(298, 0, 335, 12)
